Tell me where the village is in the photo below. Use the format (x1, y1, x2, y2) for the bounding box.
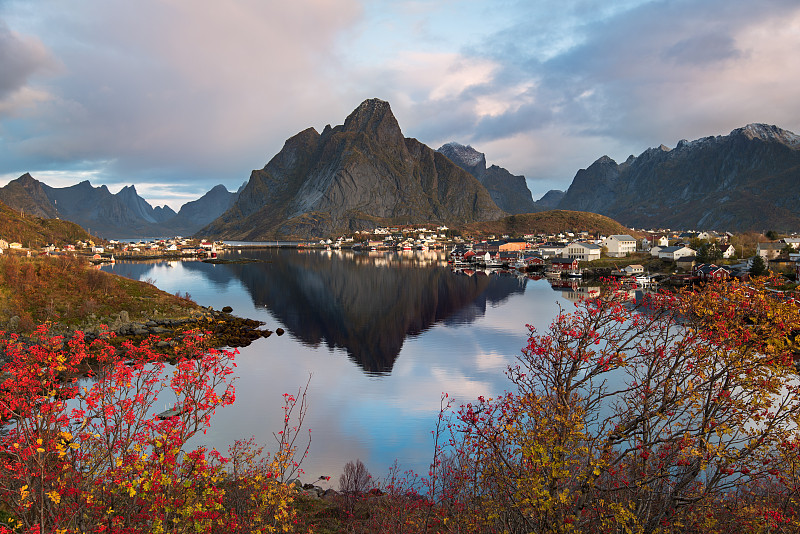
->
(340, 225, 800, 287)
(1, 225, 799, 289)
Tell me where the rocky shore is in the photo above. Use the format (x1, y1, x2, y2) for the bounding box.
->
(81, 306, 284, 349)
(3, 306, 283, 359)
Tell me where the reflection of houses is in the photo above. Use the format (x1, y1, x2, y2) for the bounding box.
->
(564, 242, 601, 262)
(603, 234, 637, 257)
(561, 285, 601, 303)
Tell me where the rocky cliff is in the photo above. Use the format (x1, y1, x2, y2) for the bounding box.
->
(436, 142, 538, 214)
(201, 99, 505, 240)
(557, 124, 800, 231)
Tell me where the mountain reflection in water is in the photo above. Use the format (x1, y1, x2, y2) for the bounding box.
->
(174, 250, 528, 374)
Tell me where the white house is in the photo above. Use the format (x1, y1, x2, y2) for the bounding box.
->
(757, 242, 784, 260)
(621, 264, 645, 275)
(564, 242, 602, 262)
(649, 245, 664, 257)
(538, 243, 566, 259)
(781, 238, 800, 250)
(603, 235, 637, 257)
(719, 244, 736, 259)
(658, 246, 696, 261)
(656, 236, 670, 247)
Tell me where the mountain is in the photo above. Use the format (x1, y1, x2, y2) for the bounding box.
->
(0, 175, 239, 238)
(200, 98, 505, 240)
(557, 124, 800, 232)
(536, 189, 566, 210)
(436, 142, 537, 214)
(0, 173, 60, 219)
(114, 185, 176, 224)
(168, 184, 239, 235)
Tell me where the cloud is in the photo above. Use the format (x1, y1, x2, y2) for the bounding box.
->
(3, 0, 800, 204)
(384, 0, 800, 190)
(0, 20, 55, 118)
(1, 0, 363, 191)
(0, 20, 54, 97)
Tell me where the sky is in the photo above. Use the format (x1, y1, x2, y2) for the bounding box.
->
(1, 0, 800, 210)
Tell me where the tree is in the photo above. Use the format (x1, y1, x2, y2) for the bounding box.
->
(697, 242, 723, 264)
(750, 255, 768, 277)
(339, 459, 373, 494)
(453, 279, 800, 533)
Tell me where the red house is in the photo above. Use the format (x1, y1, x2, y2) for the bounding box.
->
(549, 257, 580, 271)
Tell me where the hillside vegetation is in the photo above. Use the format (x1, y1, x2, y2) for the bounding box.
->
(0, 200, 95, 248)
(460, 209, 636, 237)
(0, 254, 197, 334)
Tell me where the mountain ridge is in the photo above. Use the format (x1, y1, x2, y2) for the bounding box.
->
(556, 123, 800, 231)
(0, 175, 239, 238)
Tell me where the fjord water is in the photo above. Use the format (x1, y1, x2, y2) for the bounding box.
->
(102, 249, 573, 480)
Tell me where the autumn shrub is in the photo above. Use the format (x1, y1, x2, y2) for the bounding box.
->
(0, 326, 310, 534)
(446, 278, 800, 533)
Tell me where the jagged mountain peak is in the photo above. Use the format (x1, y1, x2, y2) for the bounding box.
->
(437, 142, 486, 169)
(200, 99, 504, 239)
(436, 141, 537, 214)
(594, 155, 618, 166)
(341, 98, 403, 143)
(735, 123, 800, 147)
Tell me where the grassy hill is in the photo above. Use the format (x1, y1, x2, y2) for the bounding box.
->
(459, 210, 637, 237)
(0, 254, 198, 334)
(0, 199, 96, 248)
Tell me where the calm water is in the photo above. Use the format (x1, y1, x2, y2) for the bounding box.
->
(102, 248, 581, 481)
